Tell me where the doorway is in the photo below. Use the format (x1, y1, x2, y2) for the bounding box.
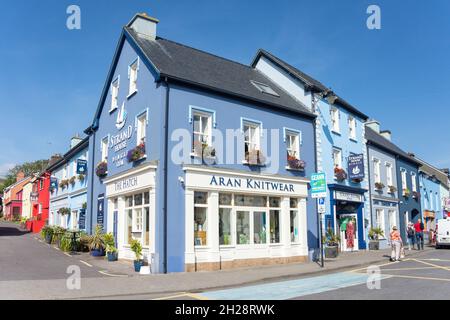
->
(337, 214, 358, 252)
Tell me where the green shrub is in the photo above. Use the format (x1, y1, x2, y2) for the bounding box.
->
(130, 239, 142, 261)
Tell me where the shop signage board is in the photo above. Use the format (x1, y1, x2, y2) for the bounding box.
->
(336, 191, 364, 203)
(348, 154, 365, 180)
(50, 178, 58, 189)
(311, 172, 327, 199)
(76, 159, 88, 175)
(78, 208, 86, 230)
(97, 194, 105, 229)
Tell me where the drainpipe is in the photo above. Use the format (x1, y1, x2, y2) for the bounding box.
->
(162, 77, 170, 274)
(89, 130, 96, 235)
(366, 141, 373, 229)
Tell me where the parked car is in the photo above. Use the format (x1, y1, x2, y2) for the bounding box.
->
(436, 218, 450, 249)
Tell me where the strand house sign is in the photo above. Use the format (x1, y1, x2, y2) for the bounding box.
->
(110, 104, 133, 168)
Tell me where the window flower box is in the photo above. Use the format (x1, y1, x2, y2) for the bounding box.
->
(403, 188, 411, 198)
(375, 182, 385, 191)
(95, 161, 108, 178)
(334, 167, 347, 181)
(412, 191, 420, 199)
(245, 149, 265, 166)
(287, 154, 306, 171)
(388, 185, 397, 194)
(127, 142, 146, 163)
(192, 141, 216, 159)
(78, 174, 86, 182)
(57, 207, 71, 216)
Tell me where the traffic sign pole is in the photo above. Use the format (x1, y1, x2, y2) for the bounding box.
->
(311, 173, 327, 268)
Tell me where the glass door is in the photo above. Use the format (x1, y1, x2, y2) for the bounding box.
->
(339, 214, 359, 252)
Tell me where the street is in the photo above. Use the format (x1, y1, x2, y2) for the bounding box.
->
(1, 221, 450, 300)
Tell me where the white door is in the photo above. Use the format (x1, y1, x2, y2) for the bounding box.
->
(339, 214, 359, 252)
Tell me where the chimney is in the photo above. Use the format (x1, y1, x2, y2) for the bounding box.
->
(16, 171, 25, 182)
(365, 119, 380, 133)
(48, 154, 63, 167)
(128, 13, 159, 41)
(70, 135, 83, 149)
(380, 130, 392, 141)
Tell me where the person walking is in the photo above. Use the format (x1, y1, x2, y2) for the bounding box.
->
(390, 226, 403, 262)
(406, 222, 416, 250)
(414, 218, 425, 250)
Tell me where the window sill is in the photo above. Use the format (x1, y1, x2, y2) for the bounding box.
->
(331, 130, 341, 136)
(190, 153, 216, 160)
(242, 160, 265, 167)
(127, 90, 138, 100)
(109, 106, 118, 114)
(349, 137, 357, 143)
(285, 166, 305, 172)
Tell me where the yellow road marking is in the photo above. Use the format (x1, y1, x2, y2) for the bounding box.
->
(350, 259, 411, 273)
(98, 270, 128, 278)
(152, 292, 189, 300)
(184, 292, 210, 300)
(411, 259, 450, 272)
(374, 267, 436, 272)
(387, 274, 450, 282)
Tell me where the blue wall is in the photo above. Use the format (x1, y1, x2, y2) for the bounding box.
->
(420, 172, 443, 224)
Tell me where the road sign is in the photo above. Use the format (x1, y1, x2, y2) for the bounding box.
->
(311, 172, 327, 199)
(318, 198, 326, 214)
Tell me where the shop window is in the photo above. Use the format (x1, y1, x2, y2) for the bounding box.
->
(125, 192, 151, 246)
(72, 210, 78, 230)
(219, 193, 232, 206)
(290, 198, 300, 243)
(194, 192, 208, 246)
(236, 211, 250, 245)
(253, 211, 267, 244)
(110, 77, 119, 112)
(388, 210, 397, 232)
(192, 111, 212, 155)
(128, 58, 139, 96)
(219, 208, 232, 245)
(234, 195, 266, 207)
(136, 111, 147, 145)
(144, 207, 150, 246)
(375, 209, 385, 238)
(270, 210, 280, 244)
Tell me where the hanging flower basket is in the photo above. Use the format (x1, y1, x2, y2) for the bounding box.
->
(127, 143, 146, 163)
(287, 154, 306, 170)
(375, 182, 385, 191)
(403, 188, 411, 197)
(58, 207, 71, 216)
(334, 167, 347, 181)
(69, 176, 76, 185)
(388, 185, 397, 193)
(78, 174, 86, 182)
(245, 149, 265, 166)
(96, 161, 108, 178)
(59, 179, 69, 189)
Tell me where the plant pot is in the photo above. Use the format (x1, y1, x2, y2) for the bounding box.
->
(45, 234, 53, 244)
(325, 246, 339, 258)
(134, 260, 144, 272)
(107, 252, 118, 262)
(90, 248, 105, 257)
(369, 240, 380, 251)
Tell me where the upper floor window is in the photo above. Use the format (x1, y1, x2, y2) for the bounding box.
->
(193, 111, 212, 152)
(136, 111, 148, 145)
(243, 120, 261, 153)
(285, 130, 301, 159)
(348, 116, 356, 140)
(373, 158, 381, 184)
(128, 58, 139, 96)
(401, 169, 407, 191)
(330, 107, 340, 133)
(386, 163, 393, 186)
(332, 148, 342, 169)
(39, 179, 44, 190)
(430, 191, 434, 210)
(110, 77, 120, 112)
(101, 137, 109, 162)
(411, 173, 417, 192)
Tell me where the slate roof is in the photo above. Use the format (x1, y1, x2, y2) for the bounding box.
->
(251, 49, 369, 120)
(124, 27, 315, 119)
(365, 127, 420, 166)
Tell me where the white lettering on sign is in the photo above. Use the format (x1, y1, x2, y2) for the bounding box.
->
(210, 176, 295, 193)
(115, 177, 138, 192)
(109, 125, 133, 167)
(335, 191, 364, 203)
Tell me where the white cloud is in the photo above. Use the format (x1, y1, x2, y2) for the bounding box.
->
(0, 163, 15, 178)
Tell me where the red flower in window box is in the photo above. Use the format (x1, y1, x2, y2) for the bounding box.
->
(334, 167, 347, 181)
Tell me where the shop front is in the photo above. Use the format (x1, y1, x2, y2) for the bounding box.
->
(103, 163, 157, 263)
(423, 210, 436, 232)
(371, 199, 399, 249)
(328, 185, 367, 252)
(183, 166, 310, 272)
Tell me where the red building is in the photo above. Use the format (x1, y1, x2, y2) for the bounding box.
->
(28, 171, 51, 233)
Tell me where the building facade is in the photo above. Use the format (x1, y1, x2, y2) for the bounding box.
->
(85, 14, 318, 273)
(21, 180, 34, 220)
(49, 137, 89, 231)
(252, 50, 370, 252)
(29, 171, 52, 233)
(3, 173, 31, 221)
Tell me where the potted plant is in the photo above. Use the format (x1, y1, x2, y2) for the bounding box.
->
(245, 149, 265, 166)
(103, 233, 118, 262)
(20, 217, 28, 229)
(323, 228, 340, 258)
(51, 226, 66, 247)
(287, 152, 306, 170)
(388, 185, 397, 194)
(130, 239, 144, 272)
(127, 142, 146, 163)
(375, 182, 385, 191)
(368, 227, 384, 250)
(89, 225, 105, 256)
(58, 207, 71, 216)
(95, 161, 108, 178)
(41, 225, 54, 244)
(334, 167, 347, 181)
(79, 233, 92, 252)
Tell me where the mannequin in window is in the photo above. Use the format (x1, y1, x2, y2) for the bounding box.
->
(346, 220, 355, 251)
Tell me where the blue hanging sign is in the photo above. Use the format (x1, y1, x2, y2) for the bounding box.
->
(348, 154, 365, 180)
(76, 159, 88, 175)
(78, 208, 86, 230)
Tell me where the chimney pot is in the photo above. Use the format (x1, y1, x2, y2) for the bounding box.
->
(380, 130, 392, 141)
(365, 119, 380, 133)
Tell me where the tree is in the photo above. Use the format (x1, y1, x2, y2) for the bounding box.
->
(0, 160, 49, 193)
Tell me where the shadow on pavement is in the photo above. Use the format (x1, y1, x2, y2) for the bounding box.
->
(0, 225, 30, 237)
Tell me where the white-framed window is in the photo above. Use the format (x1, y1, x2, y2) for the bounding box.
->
(72, 210, 79, 230)
(101, 136, 109, 162)
(136, 111, 148, 145)
(62, 165, 68, 180)
(376, 209, 385, 238)
(386, 163, 393, 186)
(194, 191, 208, 247)
(330, 107, 340, 133)
(373, 158, 381, 184)
(333, 148, 342, 169)
(242, 120, 261, 155)
(401, 169, 407, 191)
(411, 173, 417, 192)
(285, 129, 301, 159)
(290, 198, 300, 243)
(125, 192, 150, 246)
(192, 110, 212, 152)
(348, 116, 356, 140)
(128, 58, 139, 96)
(388, 210, 397, 232)
(110, 77, 120, 111)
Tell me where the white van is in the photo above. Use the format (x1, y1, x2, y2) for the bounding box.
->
(436, 218, 450, 249)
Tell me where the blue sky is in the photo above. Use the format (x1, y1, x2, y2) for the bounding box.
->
(0, 0, 449, 177)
